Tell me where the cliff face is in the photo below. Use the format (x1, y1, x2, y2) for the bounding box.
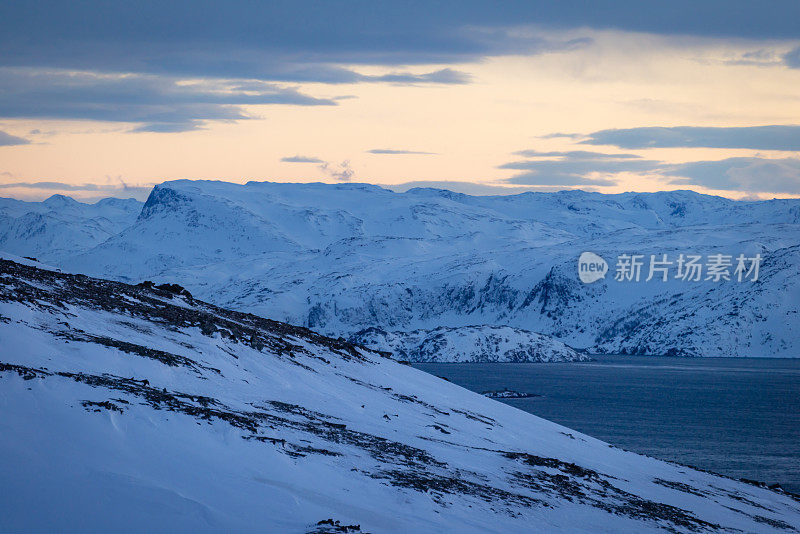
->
(349, 325, 588, 362)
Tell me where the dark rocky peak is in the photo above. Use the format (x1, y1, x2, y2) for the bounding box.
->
(138, 185, 191, 220)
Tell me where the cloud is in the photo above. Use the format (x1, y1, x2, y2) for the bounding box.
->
(187, 65, 473, 86)
(367, 149, 437, 155)
(0, 180, 154, 200)
(0, 1, 796, 136)
(0, 181, 107, 191)
(0, 130, 30, 146)
(785, 46, 800, 68)
(500, 144, 800, 193)
(318, 160, 354, 182)
(721, 48, 784, 67)
(12, 3, 797, 137)
(537, 132, 583, 139)
(283, 154, 361, 184)
(0, 68, 337, 132)
(505, 172, 618, 187)
(281, 155, 325, 163)
(283, 155, 355, 180)
(2, 2, 798, 80)
(664, 157, 800, 194)
(388, 180, 565, 196)
(130, 122, 205, 133)
(0, 4, 599, 77)
(0, 180, 147, 192)
(361, 68, 471, 85)
(502, 145, 800, 193)
(580, 125, 800, 151)
(500, 150, 660, 187)
(28, 128, 58, 136)
(511, 149, 641, 159)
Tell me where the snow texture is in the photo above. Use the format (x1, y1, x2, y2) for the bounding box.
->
(1, 257, 799, 533)
(6, 180, 793, 358)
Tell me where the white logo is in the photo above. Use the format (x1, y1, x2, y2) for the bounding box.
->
(578, 252, 608, 284)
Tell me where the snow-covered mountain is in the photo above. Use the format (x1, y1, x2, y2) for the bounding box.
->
(2, 255, 798, 533)
(349, 325, 588, 362)
(0, 194, 142, 262)
(3, 180, 799, 358)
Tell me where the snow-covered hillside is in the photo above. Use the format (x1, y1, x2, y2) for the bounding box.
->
(0, 194, 141, 262)
(349, 325, 588, 362)
(1, 257, 799, 533)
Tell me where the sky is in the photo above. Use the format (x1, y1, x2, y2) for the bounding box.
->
(1, 1, 800, 201)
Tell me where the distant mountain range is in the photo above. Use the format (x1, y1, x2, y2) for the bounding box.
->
(2, 181, 798, 358)
(0, 194, 141, 260)
(2, 255, 799, 532)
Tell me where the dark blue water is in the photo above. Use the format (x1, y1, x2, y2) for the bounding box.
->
(414, 356, 800, 493)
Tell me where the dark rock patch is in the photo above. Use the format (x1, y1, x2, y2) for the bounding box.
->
(81, 399, 124, 413)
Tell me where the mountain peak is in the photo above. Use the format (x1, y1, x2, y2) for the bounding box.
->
(43, 194, 80, 207)
(138, 184, 191, 220)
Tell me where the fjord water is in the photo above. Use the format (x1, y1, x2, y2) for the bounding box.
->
(415, 356, 800, 493)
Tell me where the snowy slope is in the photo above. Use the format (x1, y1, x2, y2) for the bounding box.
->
(0, 194, 142, 262)
(55, 180, 800, 358)
(1, 257, 799, 533)
(349, 325, 588, 362)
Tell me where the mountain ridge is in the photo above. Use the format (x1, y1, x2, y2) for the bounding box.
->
(2, 180, 799, 358)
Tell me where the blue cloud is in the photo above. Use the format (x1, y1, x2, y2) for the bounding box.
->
(502, 146, 800, 193)
(499, 149, 665, 187)
(0, 3, 598, 87)
(367, 149, 437, 155)
(0, 4, 584, 77)
(389, 181, 557, 195)
(0, 181, 153, 198)
(505, 172, 618, 187)
(581, 125, 800, 151)
(785, 46, 800, 68)
(511, 150, 641, 159)
(664, 157, 800, 194)
(722, 49, 782, 67)
(130, 122, 205, 133)
(281, 155, 325, 163)
(2, 1, 798, 79)
(145, 63, 471, 86)
(0, 181, 107, 191)
(501, 157, 658, 173)
(0, 69, 336, 132)
(537, 132, 583, 139)
(2, 2, 798, 136)
(0, 130, 30, 146)
(363, 69, 471, 85)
